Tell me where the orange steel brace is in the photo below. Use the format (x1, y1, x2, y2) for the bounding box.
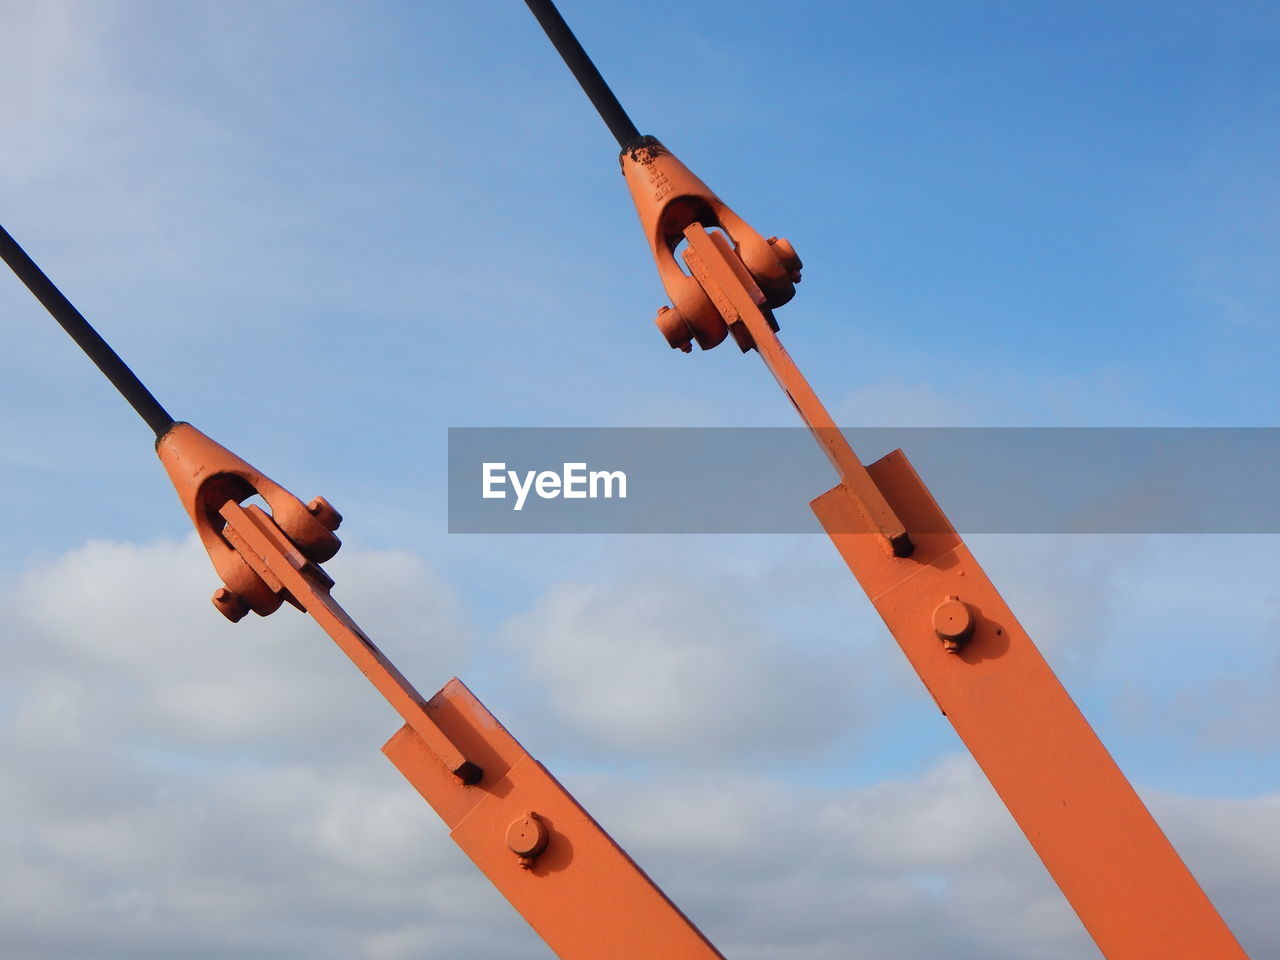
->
(156, 422, 723, 959)
(621, 138, 910, 557)
(621, 144, 1250, 958)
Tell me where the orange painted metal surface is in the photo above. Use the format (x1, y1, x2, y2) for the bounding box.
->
(620, 136, 799, 353)
(623, 146, 1250, 957)
(814, 462, 1248, 960)
(679, 224, 911, 557)
(157, 425, 722, 958)
(157, 422, 341, 618)
(386, 689, 725, 959)
(619, 147, 911, 555)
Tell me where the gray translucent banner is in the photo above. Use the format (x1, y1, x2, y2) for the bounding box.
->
(447, 428, 1280, 534)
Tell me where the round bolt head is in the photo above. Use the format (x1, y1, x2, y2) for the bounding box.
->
(655, 305, 694, 353)
(306, 496, 343, 532)
(506, 812, 549, 860)
(933, 596, 974, 652)
(212, 587, 249, 623)
(766, 235, 803, 280)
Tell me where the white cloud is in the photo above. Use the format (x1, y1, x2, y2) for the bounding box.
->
(0, 535, 541, 960)
(5, 536, 466, 755)
(1151, 790, 1280, 954)
(1, 538, 1276, 958)
(500, 569, 862, 762)
(3, 0, 1276, 955)
(570, 755, 1280, 960)
(964, 534, 1122, 670)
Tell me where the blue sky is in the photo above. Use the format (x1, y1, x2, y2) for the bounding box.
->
(1, 2, 1277, 958)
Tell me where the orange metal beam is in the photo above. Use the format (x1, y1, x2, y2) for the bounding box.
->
(218, 497, 481, 783)
(815, 462, 1247, 959)
(157, 424, 724, 959)
(386, 689, 725, 959)
(222, 496, 724, 958)
(666, 218, 1250, 959)
(680, 226, 910, 557)
(619, 138, 911, 556)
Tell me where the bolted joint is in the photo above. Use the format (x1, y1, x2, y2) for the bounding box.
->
(306, 496, 343, 532)
(655, 305, 694, 353)
(767, 236, 803, 283)
(212, 586, 250, 623)
(933, 595, 974, 653)
(506, 811, 550, 869)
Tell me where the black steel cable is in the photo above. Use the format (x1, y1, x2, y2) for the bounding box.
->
(522, 0, 641, 148)
(0, 223, 175, 437)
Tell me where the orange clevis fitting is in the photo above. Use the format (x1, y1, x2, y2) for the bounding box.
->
(156, 422, 341, 620)
(620, 136, 802, 352)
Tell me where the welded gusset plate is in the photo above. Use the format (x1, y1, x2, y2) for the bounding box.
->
(384, 679, 725, 960)
(812, 450, 1249, 960)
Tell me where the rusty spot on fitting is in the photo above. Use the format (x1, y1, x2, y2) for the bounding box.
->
(933, 595, 974, 653)
(507, 811, 549, 868)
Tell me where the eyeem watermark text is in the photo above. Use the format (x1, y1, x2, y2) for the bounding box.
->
(482, 462, 628, 511)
